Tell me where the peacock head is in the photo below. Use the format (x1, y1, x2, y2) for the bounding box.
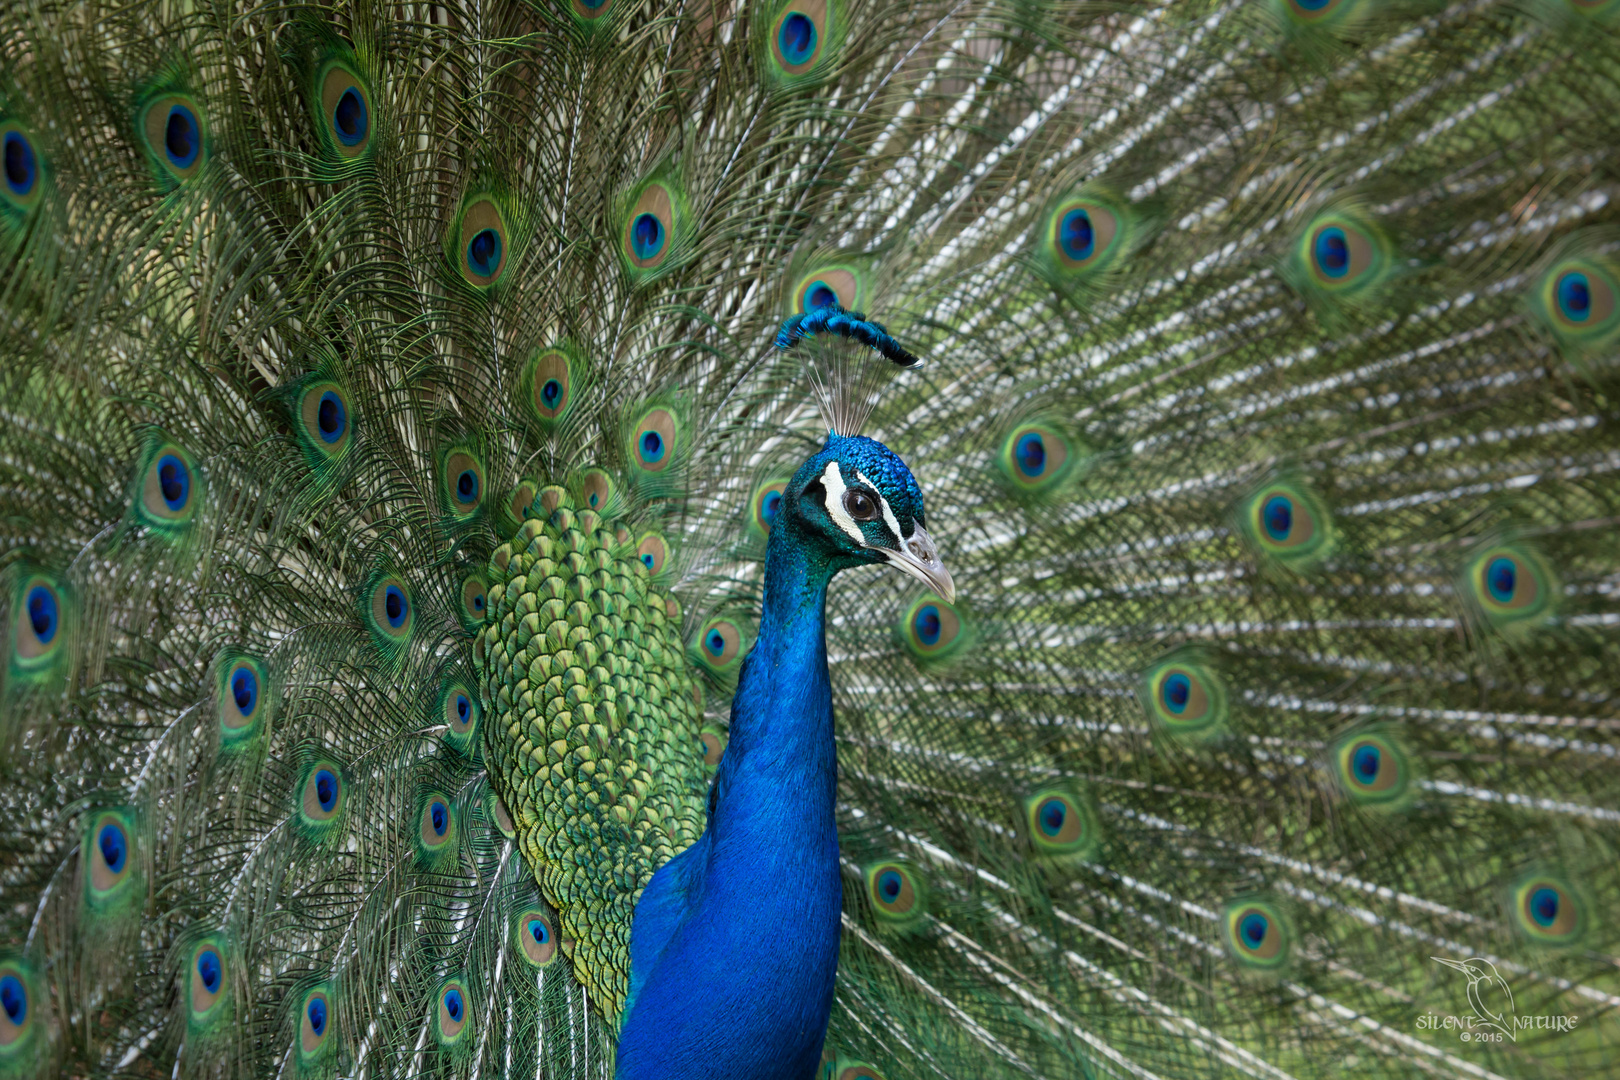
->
(780, 433, 954, 601)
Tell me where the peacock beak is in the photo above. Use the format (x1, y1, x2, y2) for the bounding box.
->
(882, 524, 955, 603)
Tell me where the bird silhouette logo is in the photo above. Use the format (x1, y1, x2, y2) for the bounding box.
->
(1432, 956, 1517, 1041)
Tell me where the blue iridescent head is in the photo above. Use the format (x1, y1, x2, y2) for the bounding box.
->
(779, 434, 954, 600)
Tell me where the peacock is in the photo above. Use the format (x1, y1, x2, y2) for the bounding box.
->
(0, 0, 1617, 1077)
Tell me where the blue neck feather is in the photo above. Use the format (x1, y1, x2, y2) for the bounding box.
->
(616, 509, 848, 1080)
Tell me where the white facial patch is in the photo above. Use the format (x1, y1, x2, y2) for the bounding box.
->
(818, 461, 867, 545)
(855, 469, 907, 550)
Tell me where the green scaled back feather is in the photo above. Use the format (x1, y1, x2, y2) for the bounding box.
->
(0, 2, 1616, 1078)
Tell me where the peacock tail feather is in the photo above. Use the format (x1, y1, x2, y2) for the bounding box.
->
(0, 1, 1617, 1078)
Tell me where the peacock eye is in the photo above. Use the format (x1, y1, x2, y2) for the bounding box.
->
(844, 489, 878, 521)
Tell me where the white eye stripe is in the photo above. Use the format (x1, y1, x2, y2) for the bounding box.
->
(818, 461, 867, 545)
(855, 469, 906, 549)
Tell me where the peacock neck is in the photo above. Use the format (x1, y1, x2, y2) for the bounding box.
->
(708, 526, 841, 857)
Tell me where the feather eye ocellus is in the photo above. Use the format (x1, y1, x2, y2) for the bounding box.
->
(417, 792, 457, 865)
(1288, 206, 1397, 309)
(318, 62, 371, 159)
(440, 680, 480, 754)
(459, 572, 488, 630)
(0, 122, 42, 218)
(84, 809, 138, 908)
(865, 862, 927, 932)
(217, 654, 267, 748)
(1528, 244, 1620, 356)
(297, 763, 346, 835)
(626, 406, 683, 480)
(441, 450, 486, 517)
(1509, 873, 1586, 946)
(1141, 654, 1228, 740)
(636, 533, 671, 577)
(188, 940, 229, 1025)
(1330, 730, 1412, 808)
(790, 265, 863, 315)
(691, 616, 748, 677)
(699, 724, 727, 770)
(1224, 899, 1290, 970)
(897, 594, 969, 666)
(829, 1063, 886, 1080)
(365, 574, 413, 646)
(455, 197, 510, 288)
(296, 382, 352, 461)
(138, 93, 207, 186)
(764, 1, 841, 87)
(997, 420, 1082, 499)
(1238, 480, 1333, 567)
(748, 477, 790, 537)
(298, 984, 334, 1062)
(575, 467, 614, 513)
(514, 908, 559, 968)
(0, 960, 37, 1052)
(11, 574, 67, 673)
(525, 347, 582, 429)
(618, 174, 690, 284)
(1023, 787, 1099, 860)
(434, 978, 470, 1046)
(136, 442, 199, 531)
(1034, 187, 1148, 297)
(1461, 542, 1557, 632)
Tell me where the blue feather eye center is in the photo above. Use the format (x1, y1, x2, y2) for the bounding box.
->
(3, 131, 35, 196)
(1038, 798, 1066, 837)
(1262, 495, 1293, 540)
(1014, 432, 1047, 477)
(307, 997, 327, 1036)
(1556, 271, 1591, 322)
(1240, 912, 1268, 948)
(231, 667, 258, 715)
(315, 769, 338, 813)
(0, 975, 25, 1024)
(631, 213, 665, 260)
(761, 491, 783, 525)
(430, 800, 448, 836)
(641, 553, 655, 570)
(443, 988, 463, 1022)
(878, 870, 902, 902)
(1530, 887, 1559, 927)
(779, 12, 818, 65)
(26, 585, 57, 642)
(528, 918, 549, 944)
(0, 974, 24, 1025)
(164, 105, 200, 168)
(197, 949, 222, 994)
(913, 605, 942, 646)
(1486, 556, 1516, 603)
(640, 430, 665, 463)
(1162, 672, 1191, 713)
(1352, 744, 1380, 783)
(467, 228, 502, 278)
(98, 823, 128, 873)
(333, 88, 368, 146)
(1314, 227, 1350, 277)
(384, 585, 407, 627)
(456, 694, 471, 721)
(317, 392, 346, 442)
(456, 469, 479, 503)
(158, 454, 190, 511)
(807, 283, 838, 310)
(1059, 208, 1094, 261)
(541, 379, 562, 407)
(705, 629, 725, 657)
